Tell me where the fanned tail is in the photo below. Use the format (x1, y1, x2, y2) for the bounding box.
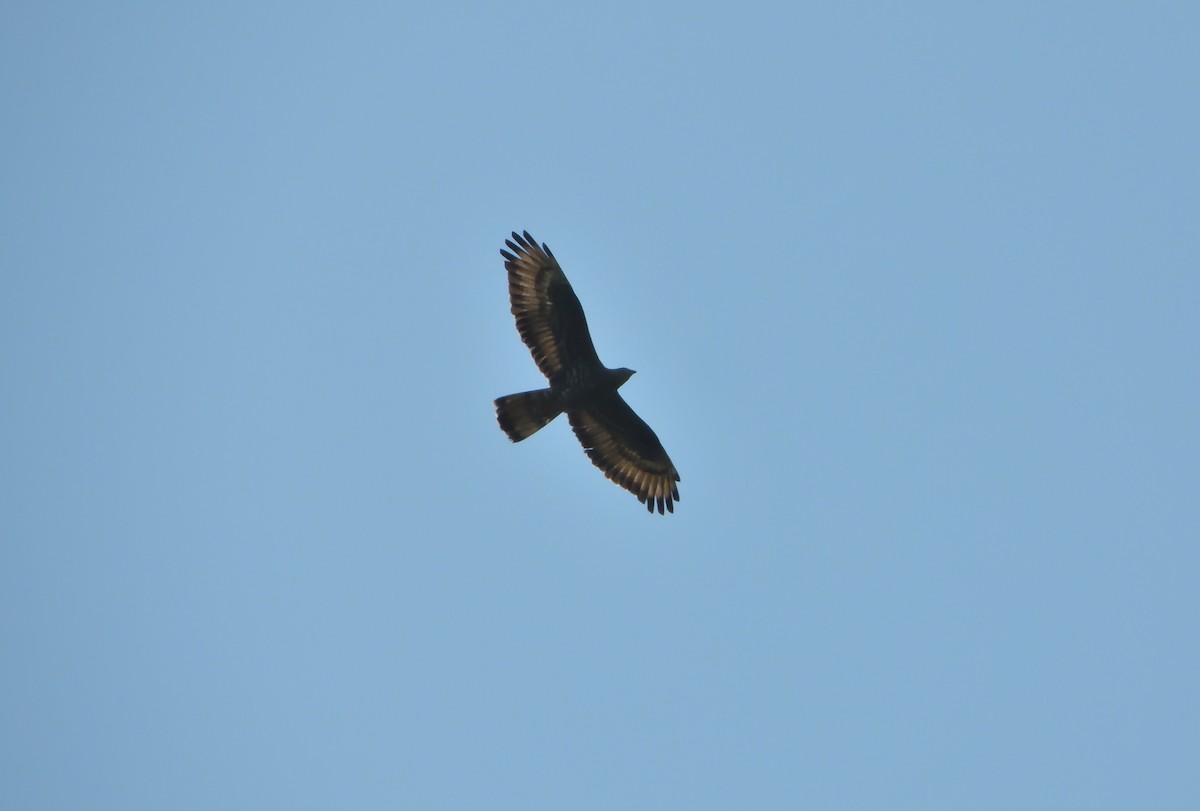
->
(495, 389, 563, 442)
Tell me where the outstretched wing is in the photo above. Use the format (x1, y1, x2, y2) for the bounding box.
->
(501, 231, 601, 382)
(568, 393, 681, 514)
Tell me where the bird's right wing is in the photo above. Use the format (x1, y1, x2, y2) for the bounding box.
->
(501, 231, 601, 382)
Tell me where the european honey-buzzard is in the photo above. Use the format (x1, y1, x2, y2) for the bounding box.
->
(494, 231, 681, 514)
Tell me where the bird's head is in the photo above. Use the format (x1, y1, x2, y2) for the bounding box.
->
(612, 367, 636, 387)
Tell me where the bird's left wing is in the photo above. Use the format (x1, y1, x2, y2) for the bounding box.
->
(568, 393, 681, 514)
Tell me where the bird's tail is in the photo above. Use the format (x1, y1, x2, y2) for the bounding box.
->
(495, 388, 563, 442)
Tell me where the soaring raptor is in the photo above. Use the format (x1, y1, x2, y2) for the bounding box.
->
(494, 231, 681, 514)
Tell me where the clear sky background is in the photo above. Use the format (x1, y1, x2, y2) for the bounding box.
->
(2, 2, 1197, 809)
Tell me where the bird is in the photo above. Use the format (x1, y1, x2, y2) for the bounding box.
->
(494, 230, 681, 514)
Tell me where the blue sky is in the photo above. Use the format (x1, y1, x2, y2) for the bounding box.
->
(2, 2, 1197, 808)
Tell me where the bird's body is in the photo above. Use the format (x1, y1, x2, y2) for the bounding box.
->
(556, 365, 633, 409)
(494, 231, 681, 514)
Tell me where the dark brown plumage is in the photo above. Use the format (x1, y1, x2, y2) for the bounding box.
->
(494, 231, 681, 514)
